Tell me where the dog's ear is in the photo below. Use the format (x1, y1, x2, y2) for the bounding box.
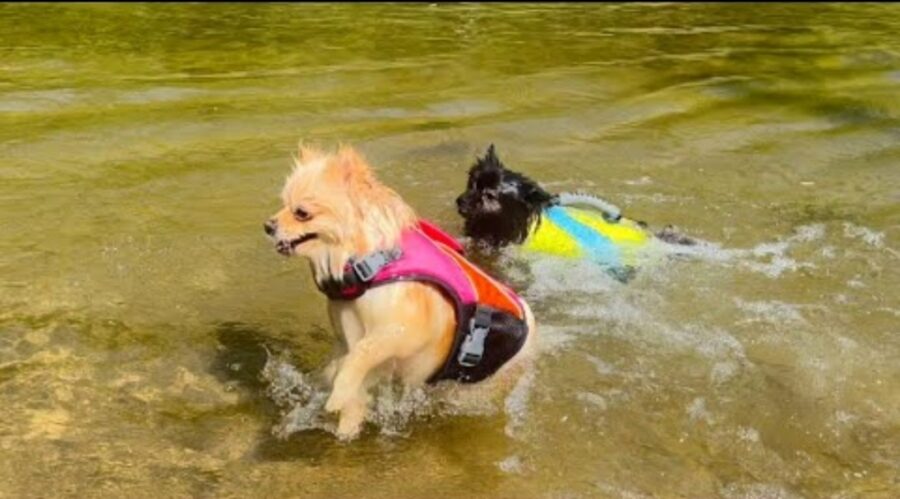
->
(296, 140, 322, 164)
(485, 144, 496, 160)
(485, 144, 500, 165)
(480, 143, 506, 170)
(523, 182, 553, 205)
(336, 145, 373, 184)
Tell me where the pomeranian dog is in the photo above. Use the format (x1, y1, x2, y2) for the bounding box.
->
(455, 145, 695, 279)
(264, 144, 536, 440)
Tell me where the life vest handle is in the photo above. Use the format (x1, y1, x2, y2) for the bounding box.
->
(557, 192, 622, 222)
(417, 219, 465, 254)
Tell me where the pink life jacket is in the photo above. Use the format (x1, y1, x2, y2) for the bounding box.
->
(316, 220, 530, 383)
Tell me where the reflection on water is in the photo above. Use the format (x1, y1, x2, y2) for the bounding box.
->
(1, 3, 898, 498)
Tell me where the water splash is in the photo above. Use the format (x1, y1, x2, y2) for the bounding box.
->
(504, 370, 535, 439)
(733, 298, 809, 325)
(261, 353, 333, 438)
(261, 349, 515, 439)
(497, 454, 526, 474)
(653, 223, 826, 278)
(842, 221, 885, 247)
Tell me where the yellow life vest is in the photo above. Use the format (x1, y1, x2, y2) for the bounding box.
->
(522, 205, 650, 267)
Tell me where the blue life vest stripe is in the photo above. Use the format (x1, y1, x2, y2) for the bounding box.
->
(544, 206, 621, 266)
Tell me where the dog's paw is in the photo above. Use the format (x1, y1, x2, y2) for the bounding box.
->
(335, 416, 363, 441)
(325, 388, 350, 413)
(656, 225, 697, 246)
(326, 368, 360, 412)
(330, 394, 367, 441)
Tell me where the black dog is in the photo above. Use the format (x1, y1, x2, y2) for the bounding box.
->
(455, 145, 557, 248)
(455, 145, 694, 262)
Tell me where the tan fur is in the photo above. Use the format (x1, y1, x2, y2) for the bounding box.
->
(267, 144, 536, 440)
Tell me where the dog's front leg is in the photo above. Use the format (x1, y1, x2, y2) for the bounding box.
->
(321, 355, 343, 386)
(325, 331, 408, 438)
(334, 392, 368, 440)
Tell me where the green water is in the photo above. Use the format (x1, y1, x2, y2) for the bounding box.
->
(1, 3, 898, 498)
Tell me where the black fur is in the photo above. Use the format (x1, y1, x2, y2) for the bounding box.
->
(456, 144, 556, 248)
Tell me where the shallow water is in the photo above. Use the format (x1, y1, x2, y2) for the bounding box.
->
(1, 3, 898, 498)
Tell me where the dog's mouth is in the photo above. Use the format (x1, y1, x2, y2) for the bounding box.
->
(456, 199, 481, 219)
(275, 233, 318, 256)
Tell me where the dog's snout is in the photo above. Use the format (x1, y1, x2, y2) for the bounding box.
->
(456, 195, 468, 214)
(264, 219, 277, 236)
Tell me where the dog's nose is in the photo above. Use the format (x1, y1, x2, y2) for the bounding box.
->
(263, 219, 277, 236)
(456, 195, 467, 213)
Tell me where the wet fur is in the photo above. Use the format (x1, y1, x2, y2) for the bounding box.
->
(265, 144, 536, 440)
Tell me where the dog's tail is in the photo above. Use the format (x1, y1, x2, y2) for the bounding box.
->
(655, 225, 697, 246)
(557, 192, 622, 222)
(558, 192, 697, 246)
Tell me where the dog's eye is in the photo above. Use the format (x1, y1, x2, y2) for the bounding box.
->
(293, 207, 312, 221)
(483, 192, 497, 201)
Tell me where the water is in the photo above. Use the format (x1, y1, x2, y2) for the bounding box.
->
(1, 3, 898, 498)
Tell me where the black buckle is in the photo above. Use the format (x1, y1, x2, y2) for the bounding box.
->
(458, 307, 492, 367)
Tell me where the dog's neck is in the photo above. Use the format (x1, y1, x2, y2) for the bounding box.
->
(464, 198, 555, 248)
(309, 246, 352, 287)
(310, 179, 418, 287)
(309, 219, 413, 287)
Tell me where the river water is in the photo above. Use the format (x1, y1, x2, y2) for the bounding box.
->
(1, 3, 898, 498)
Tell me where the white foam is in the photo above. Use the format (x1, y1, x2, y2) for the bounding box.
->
(737, 234, 818, 278)
(262, 355, 333, 438)
(524, 256, 623, 299)
(687, 397, 713, 424)
(793, 223, 827, 242)
(846, 277, 866, 289)
(736, 426, 760, 443)
(720, 483, 803, 499)
(842, 222, 885, 247)
(504, 370, 535, 439)
(367, 384, 434, 437)
(623, 176, 653, 186)
(584, 354, 616, 375)
(662, 223, 826, 279)
(517, 248, 750, 363)
(710, 361, 740, 385)
(497, 455, 525, 474)
(576, 391, 609, 411)
(536, 324, 591, 352)
(734, 298, 808, 325)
